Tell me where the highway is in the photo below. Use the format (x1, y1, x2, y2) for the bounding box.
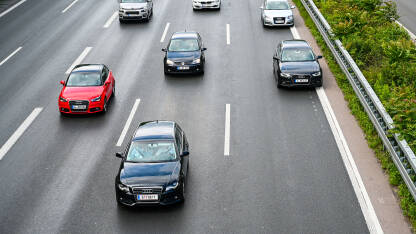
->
(395, 0, 416, 36)
(0, 0, 370, 233)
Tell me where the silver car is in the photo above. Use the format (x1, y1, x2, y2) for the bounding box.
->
(260, 0, 295, 27)
(119, 0, 153, 23)
(192, 0, 221, 10)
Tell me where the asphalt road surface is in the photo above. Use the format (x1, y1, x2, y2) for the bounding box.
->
(0, 0, 369, 233)
(395, 0, 416, 34)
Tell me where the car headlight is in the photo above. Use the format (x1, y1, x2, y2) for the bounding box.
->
(119, 8, 125, 13)
(312, 71, 321, 77)
(192, 58, 201, 64)
(287, 15, 293, 20)
(280, 73, 292, 78)
(264, 15, 272, 21)
(166, 181, 179, 191)
(118, 183, 130, 193)
(60, 97, 68, 102)
(91, 96, 101, 102)
(166, 59, 174, 65)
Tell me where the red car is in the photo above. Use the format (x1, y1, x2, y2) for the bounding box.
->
(58, 64, 115, 114)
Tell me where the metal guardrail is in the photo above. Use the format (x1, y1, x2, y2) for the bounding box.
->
(299, 0, 416, 200)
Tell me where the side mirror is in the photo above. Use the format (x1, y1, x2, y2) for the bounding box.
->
(202, 48, 207, 51)
(317, 55, 323, 59)
(273, 56, 279, 60)
(260, 6, 263, 9)
(291, 5, 296, 9)
(162, 48, 167, 52)
(181, 151, 189, 157)
(60, 80, 66, 86)
(105, 80, 111, 85)
(115, 152, 124, 159)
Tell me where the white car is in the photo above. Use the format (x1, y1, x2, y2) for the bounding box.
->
(260, 0, 295, 27)
(119, 0, 153, 23)
(192, 0, 221, 10)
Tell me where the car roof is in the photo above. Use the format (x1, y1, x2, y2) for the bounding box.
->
(281, 40, 311, 49)
(72, 64, 103, 73)
(171, 32, 198, 40)
(133, 121, 176, 141)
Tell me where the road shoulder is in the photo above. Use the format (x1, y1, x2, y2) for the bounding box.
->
(291, 3, 412, 234)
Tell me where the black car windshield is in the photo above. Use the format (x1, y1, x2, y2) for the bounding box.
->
(266, 1, 290, 10)
(126, 141, 177, 163)
(121, 0, 146, 3)
(281, 48, 315, 62)
(168, 38, 199, 52)
(66, 72, 102, 87)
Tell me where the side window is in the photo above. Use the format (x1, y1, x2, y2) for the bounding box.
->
(175, 128, 182, 153)
(101, 67, 109, 83)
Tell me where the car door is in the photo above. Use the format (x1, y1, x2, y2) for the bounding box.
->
(102, 66, 111, 100)
(198, 34, 205, 63)
(273, 43, 281, 76)
(181, 130, 189, 176)
(175, 126, 188, 178)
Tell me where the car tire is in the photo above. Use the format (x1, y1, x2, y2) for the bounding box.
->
(164, 66, 169, 75)
(277, 79, 282, 88)
(103, 97, 108, 113)
(112, 83, 115, 98)
(180, 181, 186, 202)
(119, 18, 124, 23)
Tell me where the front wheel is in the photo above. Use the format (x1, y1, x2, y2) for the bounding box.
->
(180, 181, 186, 202)
(112, 83, 115, 98)
(103, 97, 108, 113)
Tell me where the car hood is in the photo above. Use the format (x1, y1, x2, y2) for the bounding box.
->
(166, 51, 200, 62)
(120, 161, 180, 187)
(120, 3, 147, 9)
(264, 9, 293, 18)
(61, 86, 103, 100)
(280, 61, 320, 74)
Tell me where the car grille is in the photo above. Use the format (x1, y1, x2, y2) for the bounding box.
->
(274, 17, 285, 24)
(293, 74, 311, 79)
(125, 11, 141, 14)
(132, 187, 163, 194)
(201, 1, 214, 4)
(69, 100, 89, 112)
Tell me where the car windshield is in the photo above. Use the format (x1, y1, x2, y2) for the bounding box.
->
(266, 1, 290, 10)
(66, 72, 102, 87)
(126, 141, 177, 163)
(281, 47, 315, 62)
(121, 0, 146, 3)
(168, 38, 199, 52)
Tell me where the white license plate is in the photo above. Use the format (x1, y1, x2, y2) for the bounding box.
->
(128, 14, 139, 16)
(276, 20, 284, 24)
(72, 105, 86, 109)
(177, 66, 189, 70)
(295, 79, 309, 83)
(137, 194, 158, 201)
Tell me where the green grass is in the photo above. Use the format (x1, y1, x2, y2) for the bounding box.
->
(292, 0, 416, 230)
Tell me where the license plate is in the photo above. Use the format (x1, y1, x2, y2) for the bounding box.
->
(72, 105, 86, 109)
(295, 79, 309, 83)
(137, 194, 158, 201)
(177, 66, 189, 70)
(275, 20, 284, 24)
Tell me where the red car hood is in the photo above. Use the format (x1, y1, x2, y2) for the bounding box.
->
(61, 86, 103, 100)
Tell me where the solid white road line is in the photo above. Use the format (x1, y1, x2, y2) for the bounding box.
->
(65, 47, 92, 74)
(0, 0, 26, 18)
(396, 20, 416, 41)
(62, 0, 79, 13)
(160, 22, 170, 43)
(289, 25, 383, 234)
(116, 99, 141, 147)
(0, 107, 43, 160)
(226, 24, 230, 45)
(104, 11, 118, 28)
(0, 47, 22, 66)
(224, 104, 231, 156)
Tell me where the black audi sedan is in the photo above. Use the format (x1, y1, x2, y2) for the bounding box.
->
(273, 40, 323, 88)
(115, 120, 189, 206)
(162, 31, 206, 75)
